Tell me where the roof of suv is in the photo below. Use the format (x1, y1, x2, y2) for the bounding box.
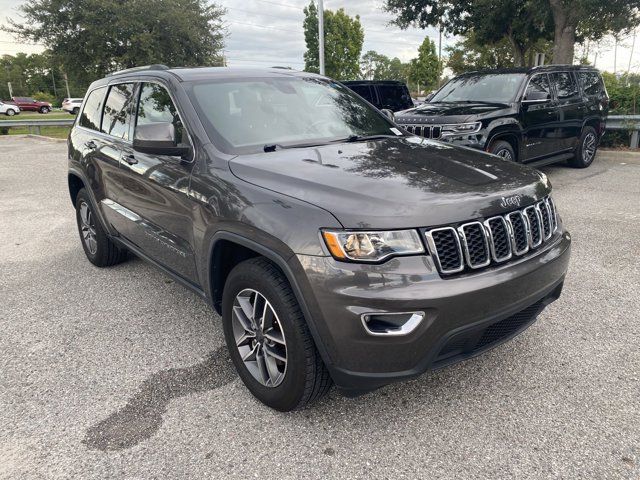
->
(102, 65, 321, 83)
(459, 65, 600, 76)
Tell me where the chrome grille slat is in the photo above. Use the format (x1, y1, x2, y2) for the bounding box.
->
(426, 196, 558, 275)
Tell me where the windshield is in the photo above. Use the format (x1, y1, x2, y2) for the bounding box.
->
(430, 73, 526, 103)
(187, 76, 397, 154)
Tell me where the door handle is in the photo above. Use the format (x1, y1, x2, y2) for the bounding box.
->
(85, 140, 97, 150)
(121, 154, 138, 165)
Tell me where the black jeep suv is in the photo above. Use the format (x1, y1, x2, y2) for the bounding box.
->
(395, 66, 608, 168)
(68, 65, 571, 411)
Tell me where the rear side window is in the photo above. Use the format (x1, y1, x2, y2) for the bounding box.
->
(101, 83, 136, 140)
(136, 83, 185, 143)
(551, 72, 579, 100)
(79, 87, 107, 131)
(578, 72, 604, 96)
(377, 84, 412, 111)
(349, 85, 376, 104)
(525, 74, 551, 98)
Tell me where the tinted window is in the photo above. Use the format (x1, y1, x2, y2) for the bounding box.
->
(525, 74, 551, 98)
(432, 73, 526, 103)
(551, 72, 579, 99)
(101, 83, 135, 140)
(349, 85, 376, 104)
(136, 83, 184, 143)
(377, 84, 412, 111)
(79, 87, 107, 131)
(578, 72, 604, 96)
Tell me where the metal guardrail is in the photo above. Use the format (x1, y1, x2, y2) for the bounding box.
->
(0, 118, 75, 135)
(605, 115, 640, 148)
(1, 115, 639, 146)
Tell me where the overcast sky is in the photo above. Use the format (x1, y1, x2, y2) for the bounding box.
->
(0, 0, 624, 74)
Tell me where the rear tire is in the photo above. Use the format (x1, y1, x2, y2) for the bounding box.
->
(222, 257, 332, 411)
(568, 126, 597, 168)
(39, 106, 50, 114)
(489, 139, 516, 162)
(75, 189, 127, 267)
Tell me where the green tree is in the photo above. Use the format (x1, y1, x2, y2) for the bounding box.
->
(303, 2, 364, 80)
(4, 0, 226, 89)
(384, 0, 640, 65)
(408, 37, 441, 91)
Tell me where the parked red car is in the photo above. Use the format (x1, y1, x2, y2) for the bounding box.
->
(8, 97, 52, 114)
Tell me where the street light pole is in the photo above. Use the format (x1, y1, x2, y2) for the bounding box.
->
(318, 0, 325, 76)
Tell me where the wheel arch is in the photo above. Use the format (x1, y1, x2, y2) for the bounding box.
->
(206, 231, 333, 366)
(486, 130, 521, 160)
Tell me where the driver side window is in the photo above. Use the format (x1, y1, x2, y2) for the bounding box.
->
(136, 83, 185, 144)
(526, 74, 551, 98)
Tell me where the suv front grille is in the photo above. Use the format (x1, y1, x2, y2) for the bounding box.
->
(425, 197, 558, 276)
(403, 124, 442, 139)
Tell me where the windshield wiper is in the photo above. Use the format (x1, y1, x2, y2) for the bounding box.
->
(263, 141, 329, 152)
(345, 134, 398, 142)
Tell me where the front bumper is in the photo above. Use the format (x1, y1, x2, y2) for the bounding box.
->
(295, 229, 571, 392)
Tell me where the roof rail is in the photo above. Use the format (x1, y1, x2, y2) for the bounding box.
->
(107, 64, 169, 77)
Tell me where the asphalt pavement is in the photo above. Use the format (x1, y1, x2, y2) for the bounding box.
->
(1, 136, 638, 479)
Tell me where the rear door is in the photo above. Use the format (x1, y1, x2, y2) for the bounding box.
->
(520, 73, 559, 160)
(72, 86, 124, 205)
(549, 71, 583, 151)
(113, 81, 199, 283)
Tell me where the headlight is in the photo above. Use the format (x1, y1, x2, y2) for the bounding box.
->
(322, 229, 425, 262)
(441, 122, 482, 136)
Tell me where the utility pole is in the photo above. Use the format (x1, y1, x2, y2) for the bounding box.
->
(50, 70, 58, 98)
(614, 36, 618, 74)
(318, 0, 325, 76)
(437, 23, 442, 86)
(63, 72, 71, 98)
(628, 29, 637, 77)
(7, 82, 12, 98)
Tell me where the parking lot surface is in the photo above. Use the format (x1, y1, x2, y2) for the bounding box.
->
(1, 137, 639, 479)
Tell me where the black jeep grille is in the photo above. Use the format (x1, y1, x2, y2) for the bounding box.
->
(403, 124, 442, 139)
(425, 196, 558, 276)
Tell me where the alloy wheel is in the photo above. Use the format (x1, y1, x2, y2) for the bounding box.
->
(582, 132, 596, 164)
(6, 109, 15, 116)
(79, 201, 97, 255)
(231, 288, 288, 387)
(495, 148, 513, 161)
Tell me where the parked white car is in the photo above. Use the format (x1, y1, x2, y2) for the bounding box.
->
(62, 98, 83, 115)
(0, 102, 20, 116)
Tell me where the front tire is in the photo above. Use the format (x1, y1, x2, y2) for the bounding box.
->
(569, 126, 597, 168)
(222, 258, 332, 411)
(72, 107, 79, 115)
(489, 139, 516, 162)
(75, 189, 127, 267)
(5, 109, 16, 116)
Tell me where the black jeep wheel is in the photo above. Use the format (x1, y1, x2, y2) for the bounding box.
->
(75, 189, 127, 267)
(222, 258, 332, 411)
(489, 139, 516, 162)
(569, 126, 597, 168)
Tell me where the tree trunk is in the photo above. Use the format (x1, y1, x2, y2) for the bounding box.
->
(549, 0, 576, 64)
(506, 29, 526, 66)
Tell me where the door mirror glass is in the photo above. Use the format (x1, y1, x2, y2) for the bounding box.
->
(523, 90, 551, 102)
(133, 122, 189, 156)
(380, 108, 395, 121)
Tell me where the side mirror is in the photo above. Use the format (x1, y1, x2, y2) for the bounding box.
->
(381, 108, 395, 121)
(522, 91, 551, 103)
(425, 93, 434, 102)
(133, 122, 190, 156)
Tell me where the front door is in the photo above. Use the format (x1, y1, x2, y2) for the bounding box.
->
(520, 74, 559, 161)
(113, 81, 199, 284)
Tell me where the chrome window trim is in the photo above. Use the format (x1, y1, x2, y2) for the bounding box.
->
(483, 216, 513, 262)
(424, 226, 464, 274)
(457, 221, 491, 269)
(505, 211, 530, 256)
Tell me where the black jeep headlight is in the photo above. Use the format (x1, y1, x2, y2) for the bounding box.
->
(441, 122, 482, 136)
(322, 229, 424, 262)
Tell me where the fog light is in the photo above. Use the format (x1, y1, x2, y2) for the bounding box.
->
(361, 311, 425, 336)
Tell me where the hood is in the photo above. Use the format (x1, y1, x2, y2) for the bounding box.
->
(228, 136, 550, 229)
(397, 101, 512, 124)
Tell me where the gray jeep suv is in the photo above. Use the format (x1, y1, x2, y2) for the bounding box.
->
(68, 65, 571, 411)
